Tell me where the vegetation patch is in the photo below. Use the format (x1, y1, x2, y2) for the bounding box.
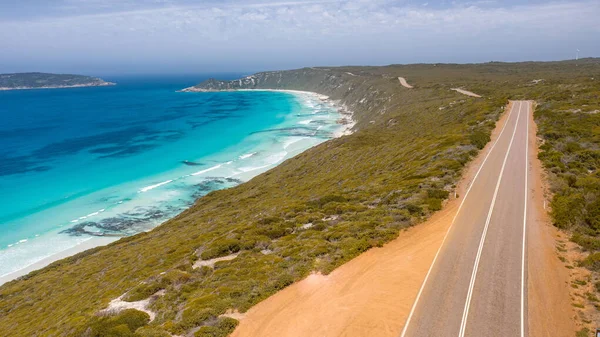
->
(86, 309, 150, 337)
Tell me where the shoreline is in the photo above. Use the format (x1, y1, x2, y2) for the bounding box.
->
(0, 89, 354, 286)
(0, 236, 117, 285)
(180, 87, 356, 136)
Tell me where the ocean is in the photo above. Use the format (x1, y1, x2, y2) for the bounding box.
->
(0, 75, 346, 280)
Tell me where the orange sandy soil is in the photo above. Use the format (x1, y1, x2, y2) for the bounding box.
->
(526, 101, 577, 337)
(230, 102, 575, 337)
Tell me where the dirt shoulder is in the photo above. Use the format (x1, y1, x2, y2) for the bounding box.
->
(527, 101, 577, 336)
(230, 103, 514, 337)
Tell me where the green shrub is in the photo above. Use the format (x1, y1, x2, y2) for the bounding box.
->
(427, 189, 450, 199)
(550, 194, 584, 229)
(405, 203, 423, 215)
(124, 282, 164, 302)
(426, 198, 443, 211)
(469, 131, 490, 149)
(134, 326, 172, 337)
(580, 253, 600, 272)
(201, 239, 241, 260)
(309, 195, 347, 208)
(193, 317, 239, 337)
(576, 328, 590, 337)
(570, 233, 600, 251)
(88, 309, 150, 336)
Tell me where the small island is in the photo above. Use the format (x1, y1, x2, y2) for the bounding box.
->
(0, 72, 115, 90)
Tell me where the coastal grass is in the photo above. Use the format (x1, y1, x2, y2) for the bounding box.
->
(0, 59, 599, 336)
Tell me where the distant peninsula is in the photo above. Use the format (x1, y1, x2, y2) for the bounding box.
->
(0, 72, 114, 90)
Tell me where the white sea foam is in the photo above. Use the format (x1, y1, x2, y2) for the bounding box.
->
(298, 119, 313, 125)
(266, 151, 288, 164)
(191, 164, 222, 176)
(139, 179, 174, 193)
(237, 163, 272, 173)
(19, 239, 27, 243)
(283, 137, 308, 149)
(239, 152, 257, 160)
(237, 151, 288, 173)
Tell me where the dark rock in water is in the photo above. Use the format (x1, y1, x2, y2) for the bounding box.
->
(60, 221, 124, 237)
(225, 177, 243, 184)
(182, 160, 203, 166)
(61, 207, 168, 237)
(60, 178, 245, 238)
(191, 177, 243, 199)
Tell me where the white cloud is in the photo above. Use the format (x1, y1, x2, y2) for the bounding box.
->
(1, 0, 598, 73)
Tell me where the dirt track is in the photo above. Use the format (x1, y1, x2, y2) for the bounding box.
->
(398, 77, 413, 88)
(452, 88, 482, 98)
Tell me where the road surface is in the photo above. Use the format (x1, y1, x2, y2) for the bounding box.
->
(401, 101, 530, 337)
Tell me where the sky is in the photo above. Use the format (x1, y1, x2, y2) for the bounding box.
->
(0, 0, 599, 74)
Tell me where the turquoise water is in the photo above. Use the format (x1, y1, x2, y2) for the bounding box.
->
(0, 75, 344, 278)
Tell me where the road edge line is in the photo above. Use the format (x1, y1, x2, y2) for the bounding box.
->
(521, 102, 530, 337)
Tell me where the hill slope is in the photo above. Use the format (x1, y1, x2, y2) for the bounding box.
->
(0, 59, 599, 337)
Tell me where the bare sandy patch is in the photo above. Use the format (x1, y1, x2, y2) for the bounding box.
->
(230, 104, 514, 337)
(99, 290, 164, 321)
(526, 101, 577, 337)
(451, 88, 482, 98)
(193, 253, 238, 269)
(398, 77, 413, 89)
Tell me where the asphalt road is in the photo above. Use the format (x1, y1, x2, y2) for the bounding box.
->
(400, 101, 531, 337)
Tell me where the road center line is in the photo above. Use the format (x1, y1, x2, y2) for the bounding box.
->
(521, 102, 529, 337)
(399, 102, 518, 337)
(457, 101, 523, 337)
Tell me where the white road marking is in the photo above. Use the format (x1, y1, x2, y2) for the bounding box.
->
(399, 102, 518, 337)
(521, 102, 530, 337)
(457, 102, 523, 337)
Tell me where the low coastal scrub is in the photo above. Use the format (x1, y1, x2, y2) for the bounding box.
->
(0, 59, 598, 336)
(529, 65, 600, 332)
(86, 309, 150, 336)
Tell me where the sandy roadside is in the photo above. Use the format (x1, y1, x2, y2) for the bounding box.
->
(526, 101, 576, 336)
(230, 103, 515, 337)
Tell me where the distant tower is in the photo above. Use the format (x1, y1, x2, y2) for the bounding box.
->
(576, 49, 580, 60)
